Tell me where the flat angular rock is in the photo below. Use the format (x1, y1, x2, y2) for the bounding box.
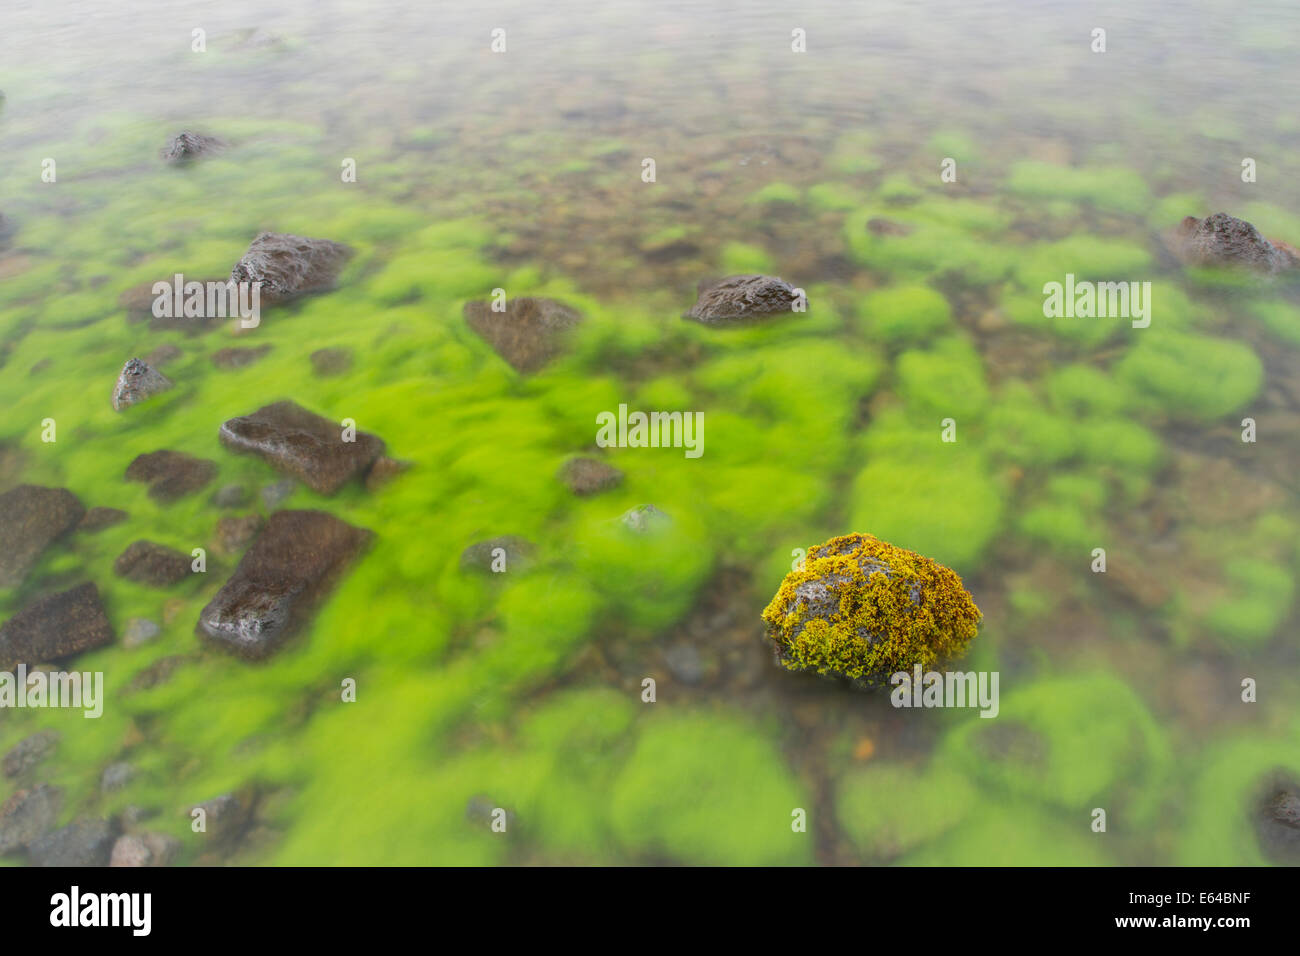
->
(219, 401, 385, 495)
(162, 131, 224, 164)
(0, 582, 114, 671)
(0, 785, 62, 853)
(28, 819, 117, 867)
(1169, 213, 1299, 276)
(113, 540, 192, 587)
(112, 357, 173, 411)
(196, 509, 371, 659)
(463, 297, 582, 374)
(620, 503, 670, 533)
(78, 507, 128, 533)
(0, 485, 85, 587)
(459, 535, 536, 575)
(125, 450, 217, 502)
(683, 274, 804, 325)
(229, 232, 353, 304)
(558, 457, 623, 496)
(3, 730, 59, 778)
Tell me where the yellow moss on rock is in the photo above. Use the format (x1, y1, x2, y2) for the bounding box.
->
(761, 533, 981, 687)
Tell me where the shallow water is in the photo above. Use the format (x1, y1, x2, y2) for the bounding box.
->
(0, 0, 1298, 866)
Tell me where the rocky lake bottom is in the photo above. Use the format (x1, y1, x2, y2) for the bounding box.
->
(0, 0, 1298, 866)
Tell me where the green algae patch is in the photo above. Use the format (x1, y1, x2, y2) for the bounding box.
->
(762, 533, 981, 688)
(608, 711, 811, 865)
(895, 336, 990, 420)
(900, 802, 1110, 866)
(836, 762, 974, 859)
(943, 673, 1171, 825)
(857, 283, 952, 346)
(1115, 331, 1262, 422)
(850, 411, 1004, 572)
(1006, 161, 1152, 215)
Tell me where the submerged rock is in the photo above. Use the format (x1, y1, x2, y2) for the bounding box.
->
(2, 730, 59, 778)
(0, 582, 114, 671)
(161, 131, 224, 164)
(0, 485, 85, 587)
(558, 456, 623, 496)
(363, 455, 408, 492)
(1169, 213, 1299, 276)
(144, 344, 182, 367)
(683, 274, 804, 325)
(125, 450, 217, 502)
(212, 483, 250, 508)
(761, 533, 981, 688)
(310, 347, 353, 376)
(110, 832, 180, 867)
(78, 506, 128, 533)
(1254, 773, 1300, 864)
(111, 357, 173, 411)
(459, 535, 536, 575)
(122, 617, 161, 649)
(0, 785, 62, 854)
(213, 514, 263, 557)
(219, 401, 386, 495)
(28, 819, 117, 867)
(229, 232, 353, 304)
(463, 296, 582, 374)
(113, 540, 192, 587)
(211, 345, 270, 369)
(620, 503, 670, 533)
(196, 509, 371, 658)
(260, 479, 296, 509)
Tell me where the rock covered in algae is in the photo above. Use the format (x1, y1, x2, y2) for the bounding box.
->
(761, 533, 980, 688)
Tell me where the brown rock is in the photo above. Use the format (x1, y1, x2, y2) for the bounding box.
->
(2, 730, 59, 778)
(196, 510, 371, 658)
(229, 232, 353, 304)
(110, 832, 180, 867)
(0, 485, 85, 587)
(558, 456, 623, 496)
(214, 514, 263, 557)
(78, 507, 128, 533)
(0, 582, 114, 671)
(1168, 213, 1299, 276)
(211, 345, 270, 369)
(111, 358, 173, 410)
(682, 274, 804, 325)
(113, 540, 192, 587)
(463, 297, 583, 374)
(0, 785, 62, 853)
(218, 401, 385, 495)
(125, 450, 217, 502)
(161, 131, 224, 164)
(310, 347, 352, 376)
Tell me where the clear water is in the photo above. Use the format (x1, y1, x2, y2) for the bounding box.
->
(0, 0, 1298, 865)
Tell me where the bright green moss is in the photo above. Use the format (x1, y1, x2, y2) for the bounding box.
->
(1048, 364, 1136, 417)
(1205, 558, 1294, 646)
(1249, 299, 1300, 347)
(719, 240, 773, 274)
(1006, 161, 1152, 214)
(895, 336, 990, 420)
(985, 384, 1077, 466)
(900, 803, 1110, 865)
(836, 762, 974, 859)
(944, 673, 1172, 823)
(1177, 730, 1300, 865)
(1013, 235, 1154, 291)
(609, 711, 812, 865)
(1077, 418, 1164, 473)
(844, 203, 1015, 284)
(1115, 331, 1262, 422)
(746, 181, 802, 205)
(850, 412, 1004, 571)
(878, 173, 923, 203)
(807, 182, 864, 212)
(857, 283, 952, 345)
(762, 533, 981, 686)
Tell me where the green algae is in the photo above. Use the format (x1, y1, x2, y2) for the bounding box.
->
(836, 762, 974, 859)
(1115, 331, 1263, 422)
(608, 711, 812, 865)
(857, 283, 952, 346)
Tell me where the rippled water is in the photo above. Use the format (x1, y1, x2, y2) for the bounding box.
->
(0, 0, 1298, 866)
